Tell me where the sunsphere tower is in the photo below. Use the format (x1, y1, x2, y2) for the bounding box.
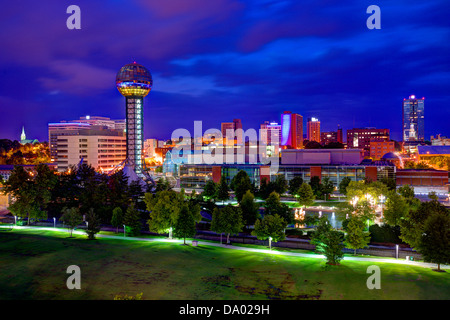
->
(116, 61, 153, 179)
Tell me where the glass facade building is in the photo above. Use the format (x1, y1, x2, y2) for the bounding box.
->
(402, 95, 424, 142)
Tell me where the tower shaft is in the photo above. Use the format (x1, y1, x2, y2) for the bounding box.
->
(126, 96, 144, 170)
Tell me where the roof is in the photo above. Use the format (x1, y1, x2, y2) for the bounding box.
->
(381, 152, 400, 160)
(417, 145, 450, 155)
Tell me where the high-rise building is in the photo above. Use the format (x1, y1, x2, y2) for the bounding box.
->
(281, 111, 303, 149)
(116, 62, 153, 178)
(337, 126, 343, 144)
(55, 129, 126, 173)
(260, 121, 281, 146)
(402, 95, 424, 143)
(48, 116, 125, 162)
(221, 119, 243, 145)
(307, 117, 321, 143)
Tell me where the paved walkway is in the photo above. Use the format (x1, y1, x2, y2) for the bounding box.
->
(1, 225, 449, 270)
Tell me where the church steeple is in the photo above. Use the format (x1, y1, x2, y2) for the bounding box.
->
(21, 126, 26, 142)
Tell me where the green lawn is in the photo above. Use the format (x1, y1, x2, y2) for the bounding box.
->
(0, 228, 449, 300)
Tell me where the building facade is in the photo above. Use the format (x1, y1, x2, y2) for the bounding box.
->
(55, 129, 126, 173)
(369, 139, 396, 160)
(281, 111, 303, 149)
(347, 128, 390, 156)
(403, 95, 425, 143)
(307, 117, 321, 143)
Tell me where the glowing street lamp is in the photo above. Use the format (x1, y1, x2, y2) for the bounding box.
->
(123, 224, 126, 237)
(53, 217, 56, 228)
(14, 215, 17, 227)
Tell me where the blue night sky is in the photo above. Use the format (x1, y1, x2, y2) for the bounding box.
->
(0, 0, 449, 142)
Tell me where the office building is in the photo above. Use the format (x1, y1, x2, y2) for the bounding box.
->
(369, 139, 396, 160)
(347, 128, 390, 156)
(281, 111, 303, 149)
(307, 117, 321, 143)
(221, 119, 243, 145)
(260, 121, 281, 146)
(54, 126, 126, 173)
(48, 116, 125, 163)
(403, 95, 424, 143)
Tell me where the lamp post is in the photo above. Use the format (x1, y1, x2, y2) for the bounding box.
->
(14, 215, 17, 227)
(53, 217, 56, 228)
(395, 244, 399, 259)
(123, 224, 126, 237)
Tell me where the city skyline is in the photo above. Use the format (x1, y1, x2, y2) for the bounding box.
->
(0, 1, 449, 142)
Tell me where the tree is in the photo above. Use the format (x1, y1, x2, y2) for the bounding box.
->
(123, 203, 142, 236)
(211, 207, 226, 244)
(310, 216, 332, 247)
(258, 178, 276, 199)
(252, 214, 287, 250)
(397, 185, 415, 200)
(297, 183, 315, 208)
(273, 174, 288, 195)
(60, 207, 82, 237)
(264, 191, 294, 224)
(428, 191, 438, 201)
(379, 177, 396, 191)
(383, 190, 409, 226)
(145, 190, 182, 237)
(216, 176, 230, 204)
(310, 216, 344, 264)
(230, 170, 252, 203)
(239, 190, 259, 228)
(344, 217, 371, 255)
(202, 180, 218, 200)
(111, 207, 124, 233)
(318, 230, 345, 265)
(338, 177, 352, 195)
(321, 177, 335, 201)
(288, 176, 303, 196)
(418, 210, 450, 272)
(399, 200, 445, 249)
(309, 176, 322, 198)
(85, 208, 101, 240)
(173, 205, 197, 245)
(4, 164, 57, 224)
(155, 177, 171, 192)
(212, 205, 244, 244)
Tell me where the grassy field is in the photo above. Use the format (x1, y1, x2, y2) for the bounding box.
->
(0, 228, 449, 300)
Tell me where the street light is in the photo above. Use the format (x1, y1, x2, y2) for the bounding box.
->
(53, 217, 56, 228)
(14, 215, 17, 227)
(123, 224, 126, 237)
